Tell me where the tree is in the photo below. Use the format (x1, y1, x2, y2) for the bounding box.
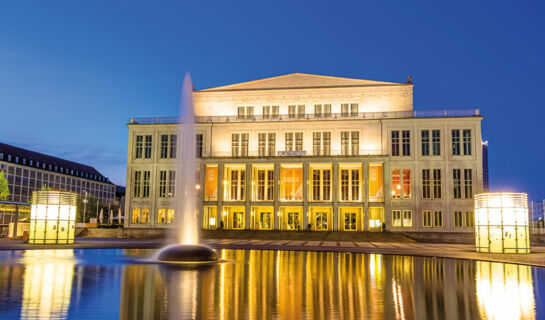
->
(0, 170, 10, 201)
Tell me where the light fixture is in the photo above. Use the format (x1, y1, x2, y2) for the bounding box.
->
(475, 192, 530, 253)
(29, 190, 77, 244)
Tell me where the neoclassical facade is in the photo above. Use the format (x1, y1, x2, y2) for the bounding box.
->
(125, 73, 484, 232)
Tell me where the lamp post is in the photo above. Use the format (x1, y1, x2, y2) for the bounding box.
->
(82, 191, 88, 223)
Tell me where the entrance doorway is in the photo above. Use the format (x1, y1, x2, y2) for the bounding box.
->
(368, 207, 384, 231)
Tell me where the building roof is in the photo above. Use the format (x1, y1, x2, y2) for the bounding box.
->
(0, 142, 112, 184)
(198, 73, 409, 92)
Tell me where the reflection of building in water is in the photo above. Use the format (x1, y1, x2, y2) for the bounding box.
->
(476, 261, 535, 320)
(21, 250, 75, 320)
(117, 249, 537, 319)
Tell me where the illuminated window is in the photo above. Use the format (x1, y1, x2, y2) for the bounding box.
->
(310, 165, 332, 201)
(422, 210, 432, 227)
(463, 129, 472, 155)
(144, 135, 152, 159)
(465, 211, 474, 227)
(203, 206, 217, 229)
(452, 129, 461, 155)
(159, 170, 175, 198)
(340, 131, 359, 156)
(339, 166, 361, 202)
(231, 133, 249, 157)
(454, 211, 463, 227)
(341, 208, 360, 231)
(224, 166, 245, 201)
(309, 207, 332, 231)
(135, 136, 143, 158)
(132, 208, 140, 223)
(391, 131, 400, 156)
(368, 163, 384, 202)
(280, 206, 303, 230)
(252, 206, 273, 230)
(434, 210, 443, 227)
(142, 171, 150, 198)
(392, 169, 411, 199)
(285, 133, 293, 151)
(158, 208, 175, 224)
(253, 166, 274, 201)
(280, 165, 303, 201)
(403, 210, 412, 227)
(392, 169, 401, 199)
(314, 104, 322, 117)
(392, 210, 402, 227)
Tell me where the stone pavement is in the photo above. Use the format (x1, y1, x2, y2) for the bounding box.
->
(2, 237, 545, 267)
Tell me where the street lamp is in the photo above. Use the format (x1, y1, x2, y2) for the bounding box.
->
(82, 191, 88, 223)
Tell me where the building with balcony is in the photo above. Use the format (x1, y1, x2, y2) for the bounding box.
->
(125, 73, 484, 233)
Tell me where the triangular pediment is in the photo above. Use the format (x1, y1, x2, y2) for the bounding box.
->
(199, 73, 404, 92)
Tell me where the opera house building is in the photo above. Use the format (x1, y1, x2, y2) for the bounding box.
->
(125, 73, 485, 233)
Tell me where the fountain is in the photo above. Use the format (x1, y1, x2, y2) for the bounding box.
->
(156, 73, 218, 263)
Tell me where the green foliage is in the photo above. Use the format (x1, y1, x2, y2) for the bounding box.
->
(0, 170, 10, 201)
(40, 184, 52, 191)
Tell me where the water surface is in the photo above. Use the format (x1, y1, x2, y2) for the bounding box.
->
(0, 249, 543, 319)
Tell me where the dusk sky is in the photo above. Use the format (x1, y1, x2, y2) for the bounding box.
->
(1, 1, 544, 200)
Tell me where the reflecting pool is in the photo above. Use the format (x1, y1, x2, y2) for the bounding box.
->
(0, 249, 544, 319)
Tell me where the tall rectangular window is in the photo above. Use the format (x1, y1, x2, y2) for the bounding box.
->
(295, 132, 303, 151)
(144, 135, 152, 159)
(392, 210, 402, 227)
(272, 105, 279, 118)
(339, 167, 360, 201)
(314, 104, 322, 118)
(341, 132, 349, 155)
(342, 131, 359, 156)
(159, 170, 167, 197)
(453, 169, 462, 199)
(263, 106, 270, 118)
(161, 135, 169, 158)
(238, 106, 245, 119)
(246, 106, 254, 119)
(433, 169, 441, 199)
(432, 130, 441, 156)
(422, 169, 431, 199)
(259, 133, 266, 156)
(403, 169, 411, 199)
(225, 167, 246, 201)
(324, 104, 331, 117)
(403, 210, 412, 227)
(258, 133, 275, 156)
(280, 165, 303, 201)
(168, 171, 175, 196)
(204, 165, 218, 201)
(323, 132, 330, 155)
(232, 133, 248, 157)
(267, 133, 275, 156)
(392, 169, 401, 199)
(288, 105, 296, 118)
(135, 135, 143, 158)
(351, 131, 359, 156)
(402, 130, 410, 156)
(422, 210, 432, 227)
(133, 171, 142, 197)
(452, 129, 460, 155)
(195, 134, 202, 158)
(297, 105, 305, 118)
(464, 169, 473, 199)
(434, 210, 443, 227)
(310, 167, 331, 201)
(465, 211, 474, 227)
(313, 132, 330, 155)
(463, 129, 472, 155)
(285, 133, 293, 151)
(421, 130, 429, 156)
(254, 168, 274, 201)
(350, 103, 358, 116)
(170, 135, 177, 158)
(368, 163, 384, 202)
(454, 211, 463, 227)
(341, 104, 349, 117)
(391, 131, 400, 156)
(142, 171, 151, 197)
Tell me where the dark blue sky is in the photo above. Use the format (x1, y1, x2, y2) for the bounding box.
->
(0, 1, 544, 200)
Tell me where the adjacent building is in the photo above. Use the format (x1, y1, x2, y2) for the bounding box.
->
(531, 200, 545, 222)
(0, 143, 115, 229)
(125, 73, 484, 233)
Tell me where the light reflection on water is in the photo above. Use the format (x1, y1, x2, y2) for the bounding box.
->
(0, 249, 542, 319)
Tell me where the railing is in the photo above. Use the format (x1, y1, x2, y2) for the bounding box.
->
(129, 109, 480, 125)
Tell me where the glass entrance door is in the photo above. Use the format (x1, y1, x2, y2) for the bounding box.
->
(287, 212, 301, 230)
(315, 213, 328, 231)
(368, 207, 384, 231)
(259, 212, 272, 230)
(233, 212, 245, 229)
(344, 212, 357, 231)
